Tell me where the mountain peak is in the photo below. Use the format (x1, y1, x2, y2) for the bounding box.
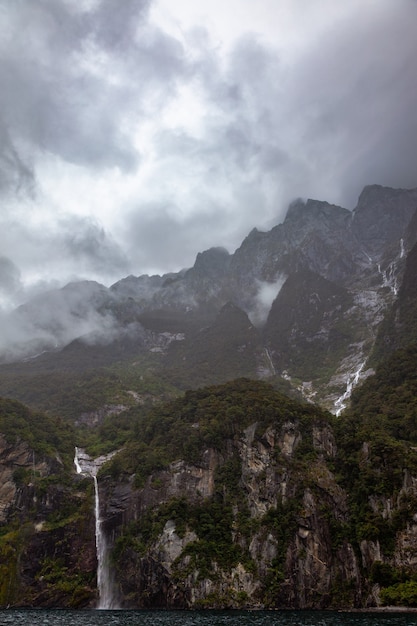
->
(355, 184, 417, 213)
(285, 198, 348, 223)
(190, 247, 231, 277)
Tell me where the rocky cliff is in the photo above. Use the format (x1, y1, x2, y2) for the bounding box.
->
(0, 401, 97, 608)
(0, 435, 97, 607)
(95, 381, 417, 609)
(1, 378, 417, 609)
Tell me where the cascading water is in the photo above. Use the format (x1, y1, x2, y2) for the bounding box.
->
(74, 447, 118, 609)
(264, 348, 276, 376)
(376, 238, 407, 296)
(334, 361, 366, 416)
(93, 474, 115, 609)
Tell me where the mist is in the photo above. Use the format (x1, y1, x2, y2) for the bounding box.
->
(249, 277, 286, 327)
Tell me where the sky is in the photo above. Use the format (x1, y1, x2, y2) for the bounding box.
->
(0, 0, 417, 310)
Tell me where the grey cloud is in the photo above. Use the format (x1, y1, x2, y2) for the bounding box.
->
(0, 279, 124, 361)
(0, 3, 136, 171)
(0, 214, 130, 310)
(146, 36, 291, 235)
(277, 1, 417, 207)
(0, 0, 416, 298)
(249, 277, 286, 327)
(61, 216, 131, 277)
(130, 4, 417, 269)
(87, 0, 188, 99)
(90, 0, 151, 52)
(184, 4, 417, 213)
(0, 122, 34, 195)
(122, 174, 279, 278)
(124, 200, 238, 274)
(0, 257, 22, 297)
(0, 0, 187, 178)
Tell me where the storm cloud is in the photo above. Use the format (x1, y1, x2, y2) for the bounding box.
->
(0, 0, 416, 306)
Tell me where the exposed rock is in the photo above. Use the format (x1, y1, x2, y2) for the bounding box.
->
(0, 434, 49, 522)
(2, 185, 417, 413)
(77, 404, 128, 428)
(3, 400, 417, 610)
(312, 425, 337, 457)
(94, 417, 395, 610)
(0, 436, 97, 608)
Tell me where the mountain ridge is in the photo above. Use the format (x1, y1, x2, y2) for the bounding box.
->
(0, 184, 416, 414)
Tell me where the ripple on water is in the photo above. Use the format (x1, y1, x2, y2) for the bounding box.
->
(0, 610, 415, 626)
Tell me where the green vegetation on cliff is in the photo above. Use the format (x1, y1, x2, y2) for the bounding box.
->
(0, 397, 74, 464)
(349, 343, 417, 443)
(102, 378, 329, 481)
(102, 369, 417, 609)
(0, 396, 97, 608)
(2, 341, 417, 608)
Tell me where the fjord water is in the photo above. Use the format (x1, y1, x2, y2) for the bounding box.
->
(0, 611, 414, 626)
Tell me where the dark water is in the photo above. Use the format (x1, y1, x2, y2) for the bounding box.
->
(0, 610, 415, 626)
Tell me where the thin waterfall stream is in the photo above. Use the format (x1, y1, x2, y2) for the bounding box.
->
(74, 447, 118, 609)
(334, 361, 366, 416)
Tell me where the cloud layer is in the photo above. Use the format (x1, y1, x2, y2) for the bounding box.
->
(0, 0, 416, 307)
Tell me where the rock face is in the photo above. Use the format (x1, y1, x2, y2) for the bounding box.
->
(95, 414, 417, 610)
(0, 434, 47, 522)
(1, 185, 417, 413)
(0, 434, 97, 608)
(2, 377, 417, 609)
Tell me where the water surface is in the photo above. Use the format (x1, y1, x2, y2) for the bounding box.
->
(0, 610, 415, 626)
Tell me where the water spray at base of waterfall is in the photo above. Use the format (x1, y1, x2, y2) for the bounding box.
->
(74, 447, 118, 609)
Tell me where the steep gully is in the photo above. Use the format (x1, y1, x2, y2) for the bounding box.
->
(331, 237, 406, 414)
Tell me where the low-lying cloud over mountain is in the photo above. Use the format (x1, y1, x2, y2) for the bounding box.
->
(0, 0, 416, 308)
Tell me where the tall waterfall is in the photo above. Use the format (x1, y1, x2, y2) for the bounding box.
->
(74, 447, 118, 609)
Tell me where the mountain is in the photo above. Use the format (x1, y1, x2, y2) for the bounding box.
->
(0, 184, 416, 418)
(3, 183, 417, 609)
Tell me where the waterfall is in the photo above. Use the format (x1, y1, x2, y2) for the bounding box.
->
(93, 475, 115, 609)
(376, 238, 407, 296)
(334, 361, 366, 416)
(74, 447, 83, 474)
(74, 447, 118, 609)
(264, 348, 276, 376)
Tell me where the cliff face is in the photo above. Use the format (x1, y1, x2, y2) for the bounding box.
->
(2, 378, 417, 609)
(97, 408, 417, 610)
(0, 433, 48, 523)
(0, 434, 97, 608)
(2, 185, 417, 609)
